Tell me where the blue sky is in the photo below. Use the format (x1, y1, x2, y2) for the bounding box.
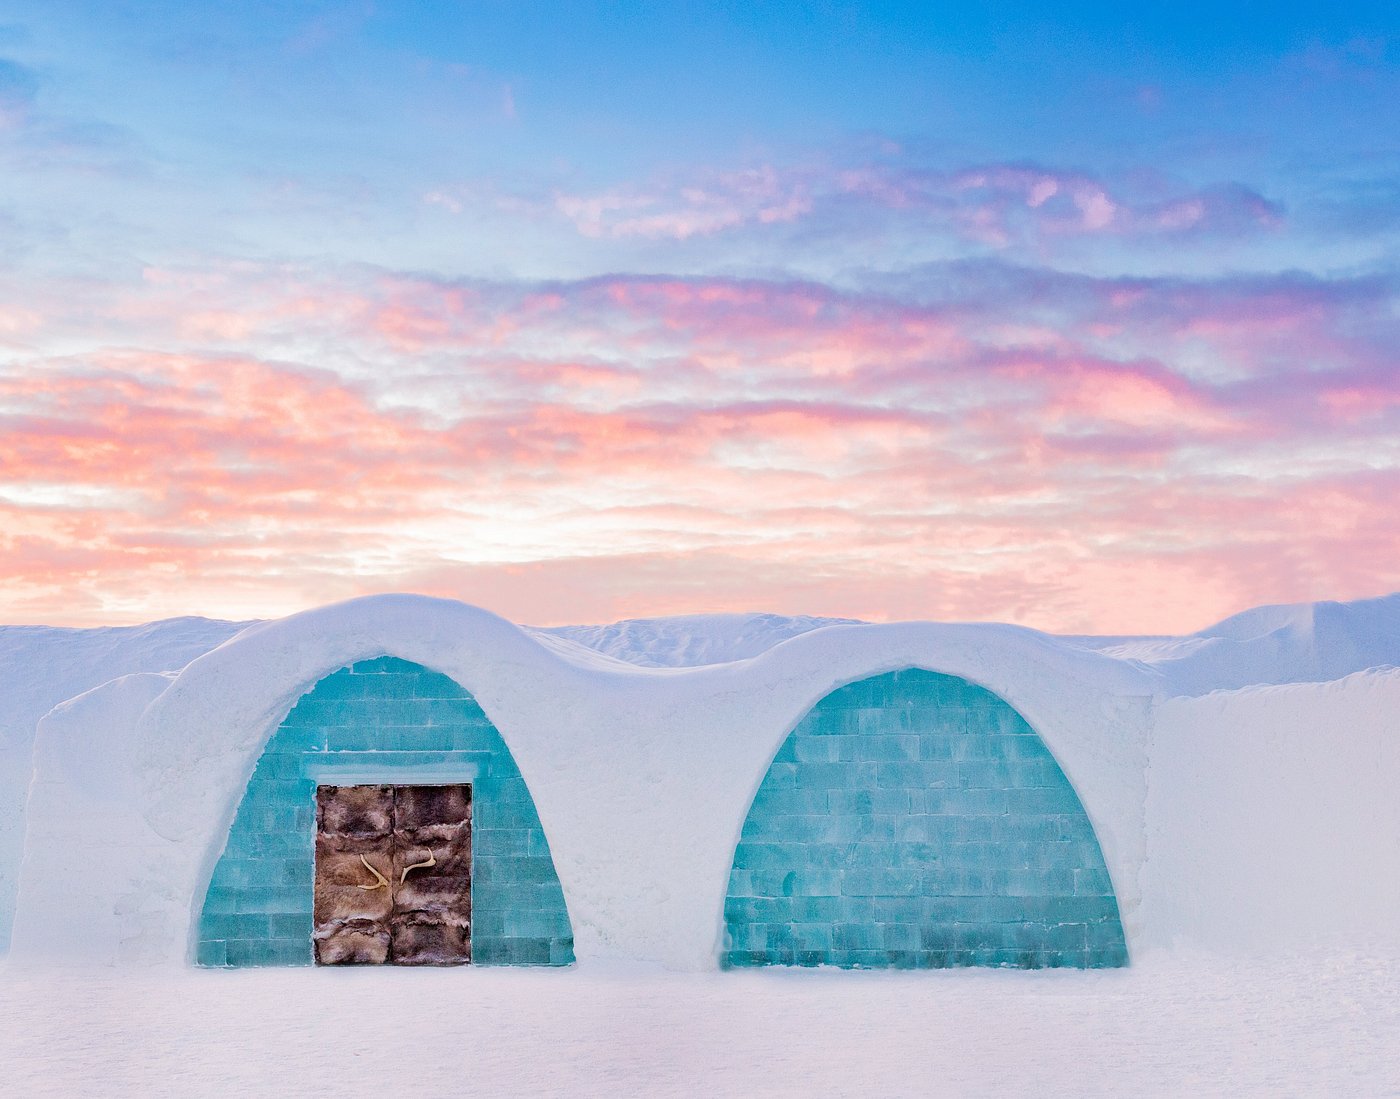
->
(0, 2, 1397, 630)
(7, 0, 1396, 275)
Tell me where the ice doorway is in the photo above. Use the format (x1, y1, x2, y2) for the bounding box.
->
(314, 784, 472, 966)
(195, 657, 575, 968)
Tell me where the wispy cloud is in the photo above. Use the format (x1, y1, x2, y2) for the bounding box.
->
(523, 156, 1282, 248)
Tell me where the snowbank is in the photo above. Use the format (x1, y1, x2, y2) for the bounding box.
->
(533, 612, 860, 668)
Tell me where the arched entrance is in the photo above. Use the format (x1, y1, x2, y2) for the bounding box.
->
(724, 668, 1127, 968)
(196, 656, 573, 967)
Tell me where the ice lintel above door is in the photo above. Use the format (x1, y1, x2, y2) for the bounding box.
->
(302, 750, 493, 786)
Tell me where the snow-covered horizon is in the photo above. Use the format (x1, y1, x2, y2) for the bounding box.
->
(539, 592, 1400, 695)
(6, 589, 1397, 696)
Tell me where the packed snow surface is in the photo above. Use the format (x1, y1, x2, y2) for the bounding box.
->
(0, 955, 1394, 1097)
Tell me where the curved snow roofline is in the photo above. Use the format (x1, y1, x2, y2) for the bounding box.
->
(106, 592, 1155, 968)
(749, 616, 1159, 690)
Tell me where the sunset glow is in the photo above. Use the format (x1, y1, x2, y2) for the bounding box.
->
(1, 3, 1396, 631)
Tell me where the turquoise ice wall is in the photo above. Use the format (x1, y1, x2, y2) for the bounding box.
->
(724, 669, 1127, 969)
(196, 656, 574, 967)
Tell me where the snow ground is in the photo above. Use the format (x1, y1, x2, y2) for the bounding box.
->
(1, 954, 1395, 1097)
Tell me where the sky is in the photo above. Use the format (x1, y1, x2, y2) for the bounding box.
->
(0, 1, 1397, 633)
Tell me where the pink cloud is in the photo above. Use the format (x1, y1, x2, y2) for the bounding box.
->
(0, 259, 1395, 632)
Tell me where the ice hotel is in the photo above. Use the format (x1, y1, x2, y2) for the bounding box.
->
(4, 593, 1397, 970)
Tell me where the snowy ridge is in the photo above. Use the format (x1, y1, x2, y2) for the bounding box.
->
(531, 612, 863, 668)
(534, 595, 1400, 693)
(1076, 592, 1400, 695)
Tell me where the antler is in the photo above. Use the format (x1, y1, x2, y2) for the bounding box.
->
(400, 850, 437, 883)
(354, 854, 390, 892)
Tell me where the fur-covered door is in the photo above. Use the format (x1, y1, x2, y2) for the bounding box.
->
(313, 784, 472, 965)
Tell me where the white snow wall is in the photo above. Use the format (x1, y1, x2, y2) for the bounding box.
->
(0, 619, 248, 954)
(8, 595, 1152, 968)
(1140, 668, 1400, 953)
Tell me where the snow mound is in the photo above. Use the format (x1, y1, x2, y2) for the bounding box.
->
(532, 612, 863, 668)
(1077, 592, 1400, 695)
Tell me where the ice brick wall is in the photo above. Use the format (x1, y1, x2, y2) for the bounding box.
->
(724, 669, 1127, 969)
(196, 657, 574, 967)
